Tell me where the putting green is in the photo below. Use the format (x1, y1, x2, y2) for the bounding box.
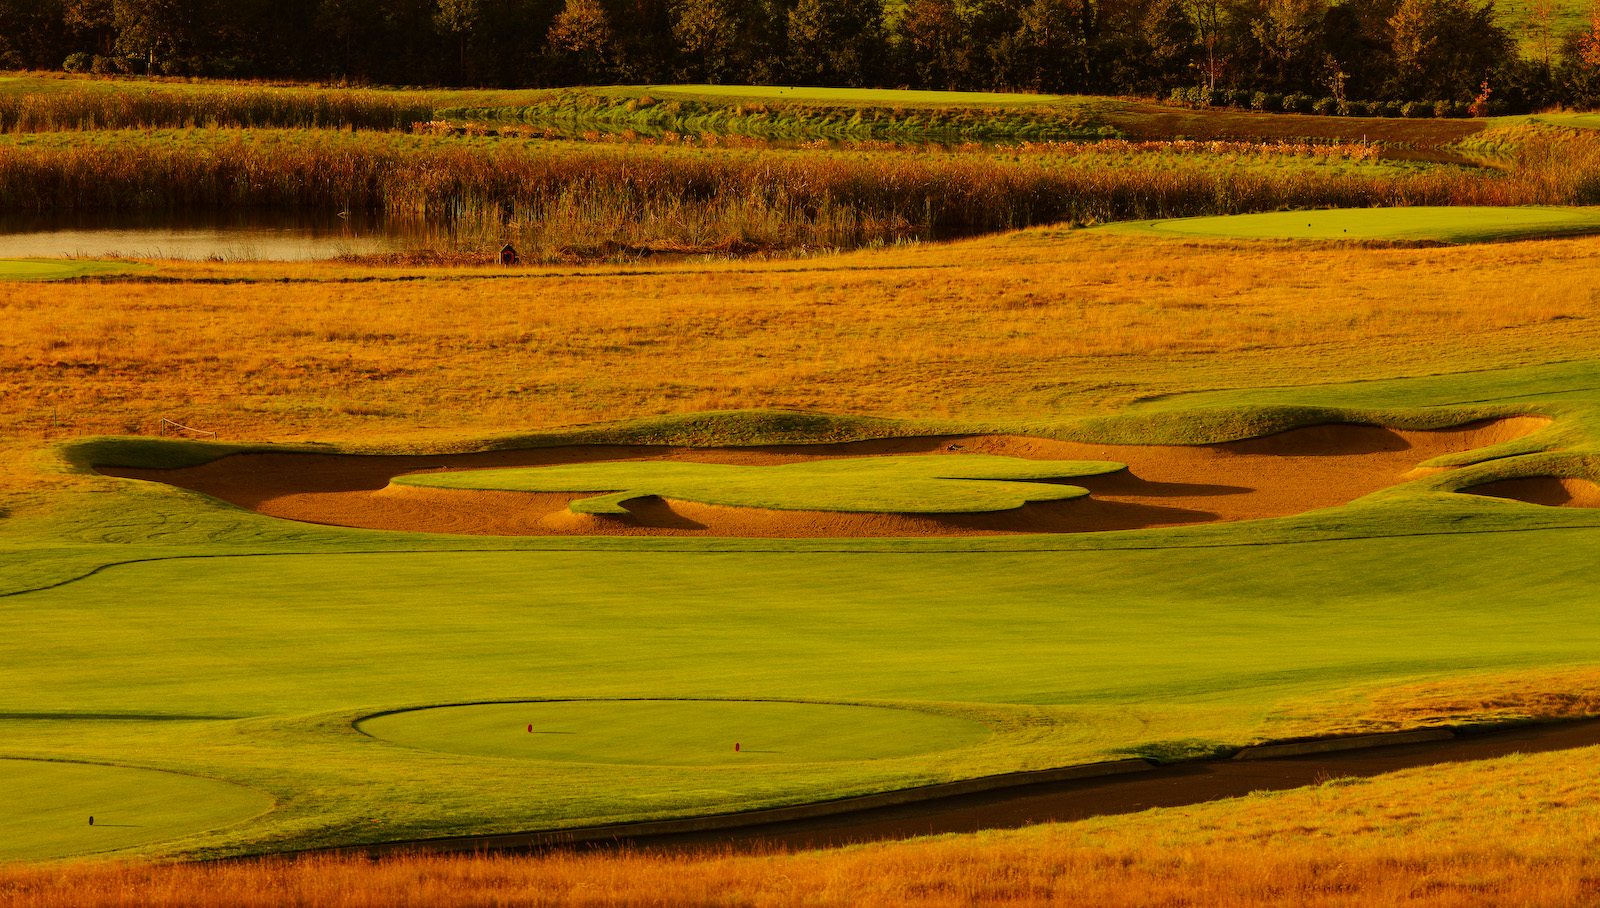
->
(0, 758, 272, 862)
(358, 701, 993, 766)
(1113, 206, 1600, 243)
(394, 454, 1126, 515)
(0, 259, 134, 281)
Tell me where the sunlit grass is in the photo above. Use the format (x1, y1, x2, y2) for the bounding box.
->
(4, 229, 1598, 443)
(3, 742, 1600, 906)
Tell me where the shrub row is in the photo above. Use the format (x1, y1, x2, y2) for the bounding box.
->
(1167, 87, 1511, 118)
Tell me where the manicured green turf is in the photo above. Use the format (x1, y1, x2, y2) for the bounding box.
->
(5, 361, 1600, 860)
(5, 526, 1600, 858)
(360, 701, 992, 765)
(396, 455, 1125, 515)
(1541, 113, 1600, 130)
(1108, 206, 1600, 243)
(0, 259, 135, 280)
(0, 758, 271, 863)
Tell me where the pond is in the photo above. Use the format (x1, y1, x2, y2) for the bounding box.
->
(0, 210, 417, 262)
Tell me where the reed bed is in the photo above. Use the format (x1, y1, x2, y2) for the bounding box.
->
(0, 126, 1595, 256)
(0, 89, 431, 134)
(416, 122, 1385, 162)
(0, 129, 1569, 255)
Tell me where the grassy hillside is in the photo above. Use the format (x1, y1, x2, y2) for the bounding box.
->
(4, 220, 1600, 868)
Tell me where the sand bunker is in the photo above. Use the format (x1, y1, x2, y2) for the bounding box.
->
(98, 417, 1550, 538)
(1464, 476, 1600, 509)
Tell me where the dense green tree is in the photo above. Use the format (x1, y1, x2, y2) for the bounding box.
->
(0, 0, 67, 70)
(1250, 0, 1326, 89)
(435, 0, 481, 83)
(1386, 0, 1512, 98)
(605, 0, 674, 81)
(547, 0, 614, 81)
(895, 0, 972, 88)
(1017, 0, 1097, 90)
(671, 0, 735, 80)
(786, 0, 887, 85)
(112, 0, 202, 73)
(316, 0, 377, 78)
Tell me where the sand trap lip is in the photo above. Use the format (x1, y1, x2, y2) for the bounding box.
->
(95, 417, 1550, 538)
(1463, 476, 1600, 508)
(1113, 206, 1600, 243)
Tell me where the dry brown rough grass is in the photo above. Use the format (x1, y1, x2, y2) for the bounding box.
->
(5, 230, 1599, 448)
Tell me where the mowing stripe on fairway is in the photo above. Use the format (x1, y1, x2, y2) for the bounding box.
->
(1109, 206, 1600, 244)
(0, 758, 272, 862)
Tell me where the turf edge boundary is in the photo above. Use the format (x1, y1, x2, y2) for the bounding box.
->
(300, 759, 1155, 858)
(299, 723, 1551, 859)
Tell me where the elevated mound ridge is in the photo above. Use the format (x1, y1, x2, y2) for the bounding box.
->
(98, 417, 1549, 538)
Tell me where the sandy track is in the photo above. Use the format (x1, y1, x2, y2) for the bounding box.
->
(99, 417, 1549, 538)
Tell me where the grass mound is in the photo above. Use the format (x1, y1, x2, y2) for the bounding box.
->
(394, 455, 1126, 515)
(0, 758, 271, 862)
(0, 259, 134, 281)
(626, 85, 1083, 107)
(359, 701, 992, 766)
(1108, 206, 1600, 243)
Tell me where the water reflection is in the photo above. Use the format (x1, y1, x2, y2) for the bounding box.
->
(0, 210, 413, 262)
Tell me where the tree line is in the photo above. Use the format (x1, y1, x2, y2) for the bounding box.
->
(2, 0, 1598, 108)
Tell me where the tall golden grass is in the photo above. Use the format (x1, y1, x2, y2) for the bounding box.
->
(4, 128, 1597, 255)
(4, 741, 1600, 907)
(0, 89, 431, 134)
(4, 229, 1599, 450)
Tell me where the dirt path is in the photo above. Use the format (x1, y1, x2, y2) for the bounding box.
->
(101, 418, 1547, 538)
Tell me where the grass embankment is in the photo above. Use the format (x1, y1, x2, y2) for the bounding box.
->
(8, 742, 1600, 907)
(438, 88, 1116, 143)
(397, 455, 1124, 514)
(1109, 205, 1600, 242)
(0, 259, 137, 280)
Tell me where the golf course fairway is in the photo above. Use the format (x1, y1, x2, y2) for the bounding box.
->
(0, 759, 271, 863)
(359, 701, 993, 765)
(1113, 206, 1600, 243)
(0, 259, 134, 281)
